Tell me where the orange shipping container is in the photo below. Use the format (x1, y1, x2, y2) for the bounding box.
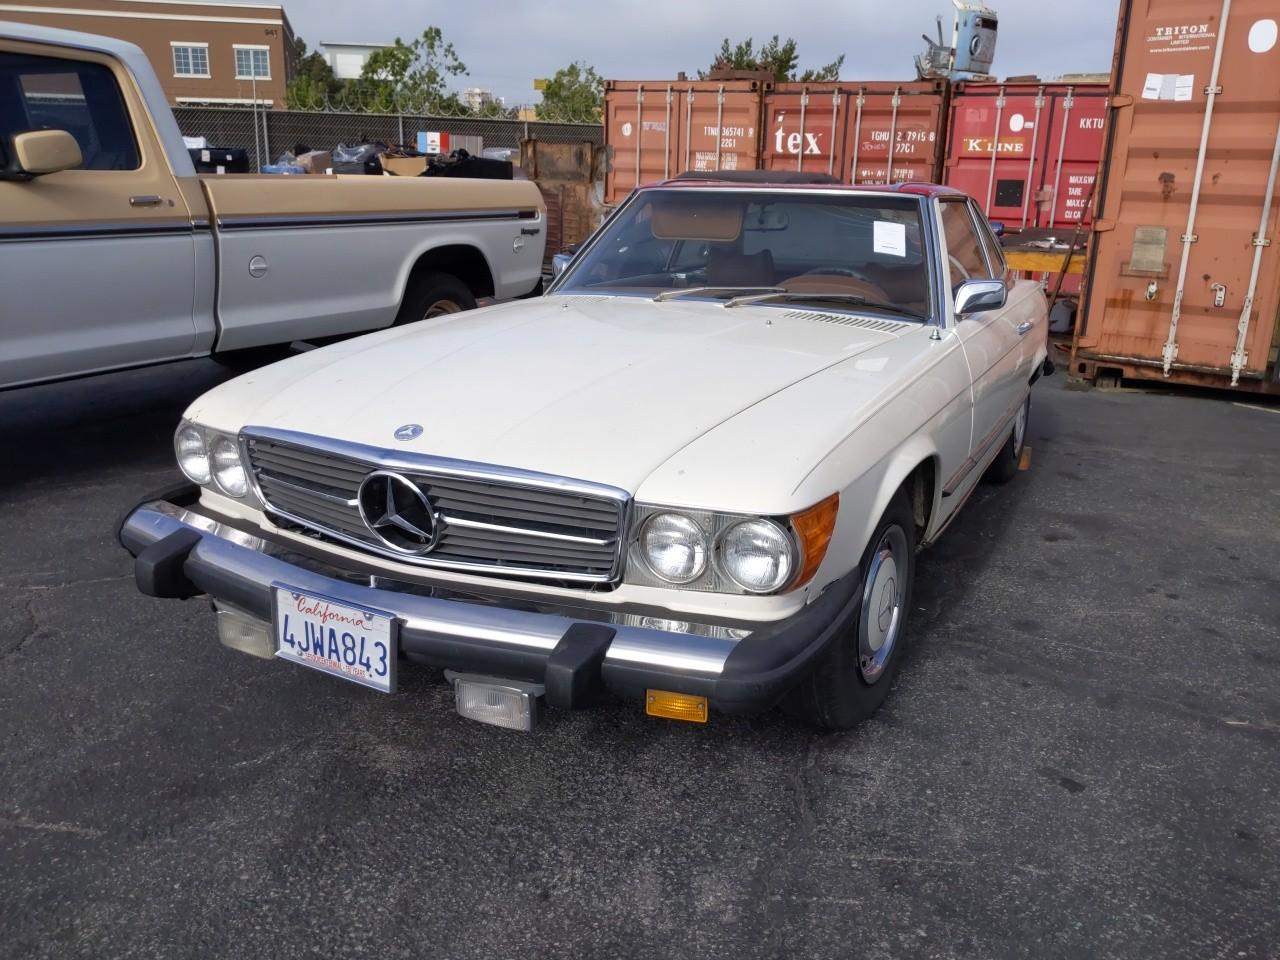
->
(1079, 0, 1280, 390)
(603, 80, 768, 204)
(761, 81, 949, 184)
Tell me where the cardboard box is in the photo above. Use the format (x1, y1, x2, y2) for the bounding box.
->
(296, 150, 332, 174)
(381, 155, 428, 177)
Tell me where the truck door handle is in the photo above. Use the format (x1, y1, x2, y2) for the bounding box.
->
(1016, 321, 1034, 336)
(129, 195, 163, 207)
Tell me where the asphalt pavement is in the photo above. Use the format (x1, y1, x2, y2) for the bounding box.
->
(1, 359, 1277, 959)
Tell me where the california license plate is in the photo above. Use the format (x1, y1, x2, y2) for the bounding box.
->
(273, 586, 396, 693)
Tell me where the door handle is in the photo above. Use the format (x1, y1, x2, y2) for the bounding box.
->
(129, 195, 163, 207)
(1016, 320, 1034, 336)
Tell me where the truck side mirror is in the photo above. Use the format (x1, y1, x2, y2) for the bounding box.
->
(989, 220, 1006, 237)
(4, 129, 83, 180)
(551, 253, 573, 277)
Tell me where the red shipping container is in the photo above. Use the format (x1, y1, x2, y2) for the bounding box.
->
(603, 80, 767, 204)
(944, 81, 1109, 230)
(761, 81, 949, 185)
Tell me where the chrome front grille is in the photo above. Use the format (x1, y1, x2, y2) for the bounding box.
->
(243, 430, 628, 583)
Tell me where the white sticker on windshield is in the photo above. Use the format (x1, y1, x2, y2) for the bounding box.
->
(873, 220, 907, 257)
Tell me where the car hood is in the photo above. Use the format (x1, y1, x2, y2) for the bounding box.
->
(189, 294, 904, 494)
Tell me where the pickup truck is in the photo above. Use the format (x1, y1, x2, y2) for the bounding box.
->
(0, 21, 545, 389)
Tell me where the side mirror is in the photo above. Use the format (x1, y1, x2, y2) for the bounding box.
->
(989, 220, 1006, 237)
(551, 252, 573, 277)
(954, 278, 1007, 317)
(4, 129, 83, 180)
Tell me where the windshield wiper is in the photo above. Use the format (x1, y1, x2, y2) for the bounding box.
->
(653, 285, 786, 302)
(722, 291, 926, 322)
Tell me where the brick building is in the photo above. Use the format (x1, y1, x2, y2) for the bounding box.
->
(0, 0, 296, 106)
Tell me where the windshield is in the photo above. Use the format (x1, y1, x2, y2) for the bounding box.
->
(557, 188, 933, 319)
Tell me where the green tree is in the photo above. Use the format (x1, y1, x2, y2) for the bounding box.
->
(356, 28, 467, 112)
(701, 35, 844, 83)
(284, 37, 347, 109)
(537, 61, 604, 121)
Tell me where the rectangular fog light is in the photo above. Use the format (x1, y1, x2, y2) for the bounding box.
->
(646, 689, 708, 723)
(454, 678, 538, 731)
(214, 603, 274, 659)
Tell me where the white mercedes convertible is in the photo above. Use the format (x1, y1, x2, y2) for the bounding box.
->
(120, 172, 1050, 731)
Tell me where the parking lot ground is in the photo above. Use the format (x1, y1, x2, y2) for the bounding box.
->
(1, 361, 1278, 959)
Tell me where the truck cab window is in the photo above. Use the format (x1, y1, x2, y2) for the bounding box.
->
(0, 52, 140, 171)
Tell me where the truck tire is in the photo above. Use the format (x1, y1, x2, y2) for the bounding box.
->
(395, 271, 476, 325)
(984, 393, 1030, 485)
(788, 491, 915, 730)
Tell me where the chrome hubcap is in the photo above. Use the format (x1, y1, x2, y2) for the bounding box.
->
(858, 525, 908, 683)
(425, 299, 462, 319)
(1013, 400, 1028, 454)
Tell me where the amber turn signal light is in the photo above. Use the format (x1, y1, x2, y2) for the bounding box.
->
(790, 493, 839, 589)
(645, 690, 709, 723)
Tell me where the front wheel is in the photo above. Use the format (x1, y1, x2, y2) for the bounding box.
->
(788, 492, 916, 730)
(394, 271, 477, 325)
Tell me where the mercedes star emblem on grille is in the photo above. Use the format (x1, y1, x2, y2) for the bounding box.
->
(356, 471, 439, 554)
(393, 423, 423, 441)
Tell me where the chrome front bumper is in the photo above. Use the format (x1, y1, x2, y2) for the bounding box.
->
(118, 489, 861, 714)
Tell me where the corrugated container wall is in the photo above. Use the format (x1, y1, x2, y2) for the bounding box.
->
(1080, 0, 1280, 389)
(603, 80, 768, 204)
(760, 81, 949, 184)
(945, 81, 1109, 230)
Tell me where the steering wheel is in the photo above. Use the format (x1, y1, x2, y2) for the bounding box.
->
(949, 255, 973, 282)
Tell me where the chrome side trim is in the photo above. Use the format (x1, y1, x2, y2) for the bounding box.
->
(123, 501, 740, 672)
(0, 221, 196, 242)
(942, 394, 1025, 496)
(216, 209, 536, 231)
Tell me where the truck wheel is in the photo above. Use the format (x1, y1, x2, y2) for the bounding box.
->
(984, 393, 1031, 485)
(788, 492, 915, 730)
(396, 272, 476, 324)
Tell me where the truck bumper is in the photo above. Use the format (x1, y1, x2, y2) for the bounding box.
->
(118, 488, 861, 717)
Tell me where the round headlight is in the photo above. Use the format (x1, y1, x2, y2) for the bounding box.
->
(640, 513, 707, 584)
(719, 519, 795, 593)
(174, 423, 210, 484)
(209, 434, 249, 498)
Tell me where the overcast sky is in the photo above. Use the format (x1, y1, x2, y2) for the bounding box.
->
(281, 0, 1121, 104)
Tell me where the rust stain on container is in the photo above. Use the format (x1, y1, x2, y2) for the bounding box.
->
(520, 140, 608, 267)
(1079, 0, 1280, 391)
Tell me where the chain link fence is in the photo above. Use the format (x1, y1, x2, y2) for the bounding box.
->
(172, 105, 603, 172)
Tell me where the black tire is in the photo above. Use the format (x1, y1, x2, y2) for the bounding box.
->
(211, 343, 294, 371)
(394, 271, 476, 325)
(984, 392, 1031, 484)
(788, 491, 916, 730)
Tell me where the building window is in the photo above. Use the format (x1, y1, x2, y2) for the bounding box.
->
(233, 46, 270, 80)
(171, 43, 209, 78)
